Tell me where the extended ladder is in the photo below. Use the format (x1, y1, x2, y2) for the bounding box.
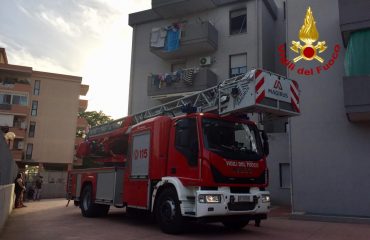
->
(88, 69, 300, 138)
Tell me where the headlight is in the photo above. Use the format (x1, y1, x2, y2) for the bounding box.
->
(198, 194, 221, 203)
(261, 194, 270, 203)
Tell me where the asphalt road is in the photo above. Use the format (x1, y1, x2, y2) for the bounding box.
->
(1, 199, 370, 240)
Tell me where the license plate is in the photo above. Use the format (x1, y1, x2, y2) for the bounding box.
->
(238, 195, 252, 202)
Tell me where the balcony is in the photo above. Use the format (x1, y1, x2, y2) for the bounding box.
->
(148, 68, 217, 99)
(80, 84, 89, 96)
(152, 0, 215, 19)
(0, 81, 31, 92)
(338, 0, 370, 45)
(150, 21, 218, 60)
(0, 104, 29, 116)
(11, 150, 23, 161)
(79, 99, 88, 111)
(343, 76, 370, 122)
(77, 117, 88, 129)
(9, 127, 27, 139)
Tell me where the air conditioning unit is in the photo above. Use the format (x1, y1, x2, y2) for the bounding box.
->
(199, 56, 212, 66)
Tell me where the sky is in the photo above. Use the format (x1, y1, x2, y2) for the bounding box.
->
(0, 0, 151, 119)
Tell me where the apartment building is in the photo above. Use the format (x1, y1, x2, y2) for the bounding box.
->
(128, 0, 370, 218)
(0, 48, 88, 196)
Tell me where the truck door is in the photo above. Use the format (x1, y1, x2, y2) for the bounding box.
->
(168, 117, 200, 181)
(125, 130, 151, 208)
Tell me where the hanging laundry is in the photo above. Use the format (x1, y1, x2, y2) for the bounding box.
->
(152, 74, 160, 89)
(159, 74, 166, 88)
(183, 68, 195, 86)
(165, 74, 173, 86)
(164, 27, 180, 52)
(151, 27, 167, 48)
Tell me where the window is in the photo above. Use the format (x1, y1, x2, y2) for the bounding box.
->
(26, 143, 33, 160)
(31, 100, 38, 116)
(202, 118, 262, 161)
(12, 95, 28, 106)
(230, 53, 247, 77)
(33, 80, 40, 95)
(279, 163, 291, 189)
(29, 121, 36, 137)
(345, 28, 370, 76)
(175, 118, 199, 166)
(230, 8, 247, 35)
(0, 93, 11, 104)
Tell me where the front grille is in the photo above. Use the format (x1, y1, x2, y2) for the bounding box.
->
(228, 201, 256, 211)
(211, 165, 266, 184)
(230, 187, 250, 193)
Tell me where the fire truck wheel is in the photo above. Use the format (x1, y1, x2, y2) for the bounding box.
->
(80, 184, 99, 217)
(155, 187, 183, 234)
(222, 218, 249, 230)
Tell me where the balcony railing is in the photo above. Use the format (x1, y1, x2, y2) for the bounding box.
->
(150, 21, 218, 60)
(11, 150, 24, 161)
(343, 76, 370, 122)
(152, 0, 215, 19)
(79, 99, 88, 111)
(0, 104, 29, 116)
(0, 82, 31, 92)
(9, 127, 27, 139)
(148, 68, 217, 98)
(77, 117, 88, 129)
(80, 84, 89, 96)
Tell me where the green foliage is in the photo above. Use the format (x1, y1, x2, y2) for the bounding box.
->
(76, 110, 112, 138)
(79, 110, 113, 127)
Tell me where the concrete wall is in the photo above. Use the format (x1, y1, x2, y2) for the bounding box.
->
(286, 0, 370, 217)
(261, 0, 276, 72)
(0, 135, 18, 185)
(129, 1, 260, 114)
(267, 133, 291, 206)
(0, 184, 15, 233)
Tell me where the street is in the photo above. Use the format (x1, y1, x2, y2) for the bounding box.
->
(1, 199, 369, 240)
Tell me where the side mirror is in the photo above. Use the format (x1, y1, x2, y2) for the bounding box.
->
(260, 130, 269, 156)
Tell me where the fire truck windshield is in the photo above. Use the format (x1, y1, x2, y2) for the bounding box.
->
(202, 118, 262, 161)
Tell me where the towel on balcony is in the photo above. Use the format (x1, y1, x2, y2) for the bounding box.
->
(164, 27, 180, 52)
(151, 28, 167, 48)
(183, 68, 194, 86)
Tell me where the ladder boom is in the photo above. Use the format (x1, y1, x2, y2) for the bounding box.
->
(87, 69, 300, 138)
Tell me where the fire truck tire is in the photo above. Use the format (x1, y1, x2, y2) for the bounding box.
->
(222, 218, 249, 230)
(80, 185, 100, 217)
(155, 187, 183, 234)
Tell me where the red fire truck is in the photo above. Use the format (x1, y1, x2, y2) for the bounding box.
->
(67, 69, 300, 234)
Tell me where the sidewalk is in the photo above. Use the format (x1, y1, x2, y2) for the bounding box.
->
(1, 199, 370, 240)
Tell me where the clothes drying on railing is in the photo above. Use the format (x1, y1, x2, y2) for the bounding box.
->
(150, 23, 182, 52)
(150, 67, 199, 89)
(183, 68, 194, 86)
(150, 27, 167, 48)
(164, 26, 180, 52)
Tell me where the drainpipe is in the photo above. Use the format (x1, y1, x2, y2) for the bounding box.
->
(285, 0, 295, 214)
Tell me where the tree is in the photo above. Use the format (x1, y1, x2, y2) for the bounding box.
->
(79, 110, 112, 127)
(76, 110, 112, 137)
